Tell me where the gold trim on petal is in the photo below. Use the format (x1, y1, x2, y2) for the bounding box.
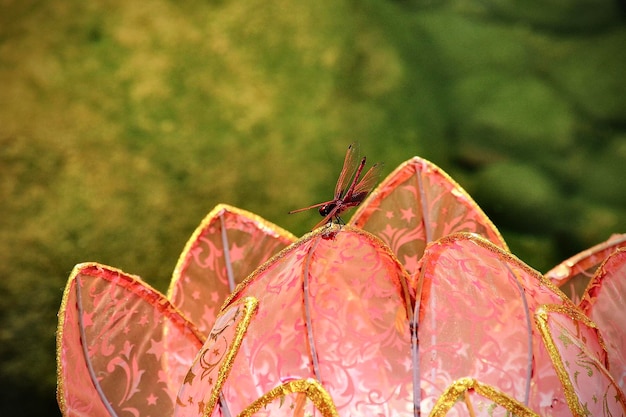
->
(237, 378, 339, 417)
(431, 232, 574, 307)
(168, 203, 297, 299)
(56, 262, 206, 415)
(350, 156, 509, 251)
(535, 303, 626, 417)
(535, 305, 586, 417)
(222, 225, 414, 319)
(545, 233, 626, 286)
(429, 377, 539, 417)
(221, 226, 317, 309)
(203, 296, 259, 417)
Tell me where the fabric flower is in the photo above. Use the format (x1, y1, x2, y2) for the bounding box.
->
(57, 157, 626, 417)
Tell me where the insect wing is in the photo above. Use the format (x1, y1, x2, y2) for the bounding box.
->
(349, 162, 383, 202)
(334, 143, 361, 199)
(288, 199, 335, 214)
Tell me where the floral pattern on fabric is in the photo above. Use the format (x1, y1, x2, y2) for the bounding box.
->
(56, 156, 625, 417)
(536, 305, 626, 416)
(57, 263, 204, 417)
(351, 157, 507, 276)
(168, 204, 295, 336)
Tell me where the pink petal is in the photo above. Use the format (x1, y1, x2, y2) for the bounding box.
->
(415, 233, 571, 414)
(535, 304, 626, 416)
(57, 263, 203, 417)
(545, 233, 626, 303)
(174, 297, 258, 417)
(168, 204, 296, 335)
(350, 157, 507, 275)
(217, 227, 414, 416)
(579, 247, 626, 390)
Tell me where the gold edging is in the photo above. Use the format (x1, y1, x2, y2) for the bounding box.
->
(429, 377, 539, 417)
(168, 203, 298, 299)
(221, 225, 414, 320)
(579, 247, 626, 313)
(350, 156, 508, 251)
(535, 303, 626, 417)
(203, 296, 259, 417)
(545, 233, 626, 285)
(56, 262, 205, 416)
(55, 264, 81, 415)
(221, 227, 316, 309)
(55, 262, 148, 415)
(237, 378, 339, 417)
(428, 232, 575, 307)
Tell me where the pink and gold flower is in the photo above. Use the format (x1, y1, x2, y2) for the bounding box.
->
(57, 157, 626, 416)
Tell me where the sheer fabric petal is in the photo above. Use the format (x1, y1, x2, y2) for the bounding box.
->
(414, 233, 572, 415)
(174, 297, 258, 417)
(350, 157, 507, 275)
(218, 227, 414, 416)
(545, 233, 626, 303)
(578, 248, 626, 390)
(57, 263, 204, 417)
(55, 154, 626, 417)
(536, 305, 626, 416)
(168, 204, 296, 335)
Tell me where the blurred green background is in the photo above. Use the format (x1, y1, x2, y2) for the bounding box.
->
(1, 0, 625, 415)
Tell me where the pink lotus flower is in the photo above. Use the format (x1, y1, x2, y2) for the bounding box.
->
(57, 157, 626, 417)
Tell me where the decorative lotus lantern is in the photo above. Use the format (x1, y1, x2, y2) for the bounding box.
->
(56, 156, 626, 417)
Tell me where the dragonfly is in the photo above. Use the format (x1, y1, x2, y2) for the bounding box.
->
(289, 143, 382, 230)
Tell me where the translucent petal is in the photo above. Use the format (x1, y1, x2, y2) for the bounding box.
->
(219, 226, 414, 416)
(415, 233, 571, 415)
(545, 233, 626, 303)
(579, 248, 626, 390)
(174, 297, 258, 417)
(168, 204, 296, 335)
(350, 157, 507, 275)
(536, 305, 626, 416)
(57, 263, 203, 417)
